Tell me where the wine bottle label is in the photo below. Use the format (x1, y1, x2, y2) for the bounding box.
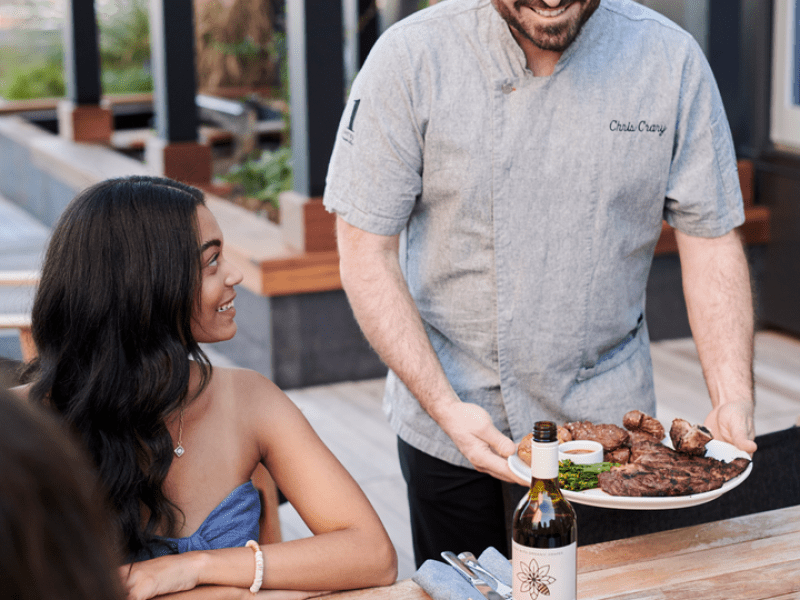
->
(511, 540, 576, 600)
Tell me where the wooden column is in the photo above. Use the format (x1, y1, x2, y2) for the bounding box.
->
(58, 0, 112, 143)
(359, 0, 380, 66)
(145, 0, 211, 184)
(281, 0, 345, 253)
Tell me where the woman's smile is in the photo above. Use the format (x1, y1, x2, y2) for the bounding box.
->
(192, 205, 244, 343)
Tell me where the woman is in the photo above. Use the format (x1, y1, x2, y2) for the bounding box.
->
(21, 176, 397, 599)
(0, 387, 125, 600)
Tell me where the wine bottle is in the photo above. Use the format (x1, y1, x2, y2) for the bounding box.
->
(512, 421, 577, 600)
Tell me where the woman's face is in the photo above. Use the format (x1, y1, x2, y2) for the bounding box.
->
(191, 205, 244, 344)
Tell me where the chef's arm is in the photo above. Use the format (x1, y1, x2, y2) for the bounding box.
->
(675, 228, 758, 454)
(335, 216, 517, 480)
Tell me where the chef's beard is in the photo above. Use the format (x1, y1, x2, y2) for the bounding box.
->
(494, 0, 601, 52)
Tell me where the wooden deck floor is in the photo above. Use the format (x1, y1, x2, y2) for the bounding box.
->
(280, 330, 800, 581)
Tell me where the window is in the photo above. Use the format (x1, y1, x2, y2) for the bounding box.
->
(771, 0, 800, 150)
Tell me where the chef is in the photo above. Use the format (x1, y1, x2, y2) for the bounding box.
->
(323, 0, 756, 565)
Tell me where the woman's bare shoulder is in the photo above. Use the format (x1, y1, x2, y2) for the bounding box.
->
(209, 366, 288, 410)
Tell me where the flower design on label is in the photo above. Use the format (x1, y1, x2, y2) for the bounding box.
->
(517, 558, 556, 599)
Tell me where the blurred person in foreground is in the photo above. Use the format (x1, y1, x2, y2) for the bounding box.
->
(0, 386, 124, 600)
(15, 176, 397, 599)
(324, 0, 756, 565)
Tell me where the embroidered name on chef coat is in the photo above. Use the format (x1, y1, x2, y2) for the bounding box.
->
(609, 120, 668, 136)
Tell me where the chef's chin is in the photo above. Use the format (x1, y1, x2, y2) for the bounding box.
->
(495, 0, 601, 53)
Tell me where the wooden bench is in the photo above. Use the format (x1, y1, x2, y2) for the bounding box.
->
(0, 270, 39, 363)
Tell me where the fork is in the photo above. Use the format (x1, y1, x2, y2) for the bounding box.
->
(457, 551, 513, 599)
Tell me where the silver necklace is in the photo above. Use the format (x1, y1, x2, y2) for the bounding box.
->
(174, 407, 185, 457)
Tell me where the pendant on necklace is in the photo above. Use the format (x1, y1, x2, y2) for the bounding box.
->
(174, 445, 185, 457)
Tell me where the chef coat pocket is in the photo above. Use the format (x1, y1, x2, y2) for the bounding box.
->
(576, 316, 644, 382)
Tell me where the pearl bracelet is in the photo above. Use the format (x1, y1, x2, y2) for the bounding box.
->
(245, 540, 264, 594)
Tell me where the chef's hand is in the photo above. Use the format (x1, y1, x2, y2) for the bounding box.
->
(704, 402, 757, 455)
(434, 401, 518, 482)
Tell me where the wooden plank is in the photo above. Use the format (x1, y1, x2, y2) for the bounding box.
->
(260, 251, 341, 297)
(581, 560, 800, 600)
(577, 528, 800, 599)
(578, 505, 800, 572)
(0, 314, 31, 328)
(325, 579, 427, 600)
(0, 271, 40, 285)
(739, 158, 754, 206)
(755, 331, 800, 374)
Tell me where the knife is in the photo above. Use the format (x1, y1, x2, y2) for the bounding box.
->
(457, 552, 513, 599)
(441, 551, 504, 600)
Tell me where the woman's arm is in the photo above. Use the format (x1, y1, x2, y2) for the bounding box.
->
(121, 370, 397, 600)
(121, 578, 323, 600)
(250, 370, 398, 591)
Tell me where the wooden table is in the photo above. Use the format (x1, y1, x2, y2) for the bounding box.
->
(325, 504, 800, 600)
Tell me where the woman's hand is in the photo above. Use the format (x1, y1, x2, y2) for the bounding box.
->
(120, 554, 204, 600)
(255, 592, 331, 600)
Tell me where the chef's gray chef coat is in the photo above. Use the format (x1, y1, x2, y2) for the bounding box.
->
(324, 0, 744, 468)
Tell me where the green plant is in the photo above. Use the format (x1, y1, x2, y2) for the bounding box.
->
(3, 59, 65, 100)
(0, 1, 152, 99)
(99, 0, 152, 94)
(221, 146, 293, 210)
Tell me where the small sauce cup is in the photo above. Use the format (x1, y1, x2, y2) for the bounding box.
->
(558, 440, 604, 465)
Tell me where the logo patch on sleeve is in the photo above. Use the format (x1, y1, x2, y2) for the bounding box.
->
(341, 98, 361, 145)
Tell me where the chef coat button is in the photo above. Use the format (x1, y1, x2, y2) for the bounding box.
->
(502, 83, 514, 94)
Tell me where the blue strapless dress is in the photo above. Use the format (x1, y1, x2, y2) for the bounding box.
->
(132, 481, 261, 561)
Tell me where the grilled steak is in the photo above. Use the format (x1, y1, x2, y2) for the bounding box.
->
(623, 410, 666, 440)
(598, 463, 725, 496)
(627, 430, 663, 446)
(598, 438, 751, 496)
(605, 447, 631, 464)
(563, 421, 630, 451)
(670, 418, 714, 455)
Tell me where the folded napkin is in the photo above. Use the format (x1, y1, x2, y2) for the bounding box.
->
(413, 559, 478, 600)
(412, 547, 512, 600)
(477, 546, 512, 587)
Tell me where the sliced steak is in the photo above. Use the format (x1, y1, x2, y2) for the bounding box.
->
(670, 418, 714, 455)
(623, 410, 666, 440)
(627, 430, 664, 446)
(604, 447, 631, 465)
(563, 421, 630, 451)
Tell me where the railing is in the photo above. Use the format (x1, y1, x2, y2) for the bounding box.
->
(0, 270, 39, 362)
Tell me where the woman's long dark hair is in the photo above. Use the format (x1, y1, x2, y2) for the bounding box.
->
(0, 389, 124, 600)
(26, 176, 212, 558)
